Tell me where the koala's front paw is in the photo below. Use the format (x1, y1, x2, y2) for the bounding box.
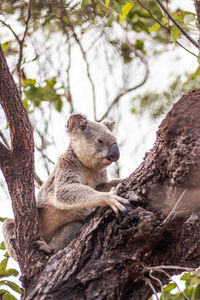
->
(106, 186, 129, 214)
(36, 239, 53, 254)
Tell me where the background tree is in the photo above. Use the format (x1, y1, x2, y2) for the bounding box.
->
(0, 0, 200, 299)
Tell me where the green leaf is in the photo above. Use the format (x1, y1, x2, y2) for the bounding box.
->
(113, 1, 122, 14)
(0, 258, 8, 272)
(0, 281, 22, 294)
(194, 284, 200, 299)
(170, 25, 180, 42)
(105, 0, 110, 6)
(0, 218, 7, 223)
(54, 99, 63, 112)
(81, 0, 88, 8)
(120, 2, 135, 24)
(23, 99, 29, 111)
(1, 41, 12, 51)
(0, 269, 19, 279)
(149, 23, 161, 33)
(106, 14, 115, 27)
(163, 282, 176, 293)
(2, 291, 17, 300)
(0, 242, 6, 251)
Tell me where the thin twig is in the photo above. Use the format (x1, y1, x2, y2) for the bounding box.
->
(146, 279, 159, 300)
(72, 29, 97, 119)
(17, 0, 32, 94)
(136, 0, 200, 59)
(152, 268, 191, 300)
(0, 19, 20, 43)
(194, 0, 200, 43)
(147, 265, 195, 272)
(0, 130, 10, 149)
(136, 0, 169, 31)
(66, 38, 74, 113)
(34, 171, 43, 188)
(155, 0, 200, 50)
(98, 35, 149, 122)
(163, 189, 187, 224)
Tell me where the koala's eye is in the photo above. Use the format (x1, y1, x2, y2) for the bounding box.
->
(98, 139, 104, 145)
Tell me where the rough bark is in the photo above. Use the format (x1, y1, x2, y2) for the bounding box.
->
(22, 89, 200, 299)
(0, 47, 46, 285)
(1, 45, 200, 299)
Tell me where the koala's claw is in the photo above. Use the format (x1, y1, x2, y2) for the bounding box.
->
(107, 188, 130, 213)
(36, 239, 53, 254)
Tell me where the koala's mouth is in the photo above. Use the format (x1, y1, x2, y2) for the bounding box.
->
(101, 158, 113, 166)
(102, 157, 118, 166)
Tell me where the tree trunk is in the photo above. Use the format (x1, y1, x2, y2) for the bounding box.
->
(1, 47, 200, 299)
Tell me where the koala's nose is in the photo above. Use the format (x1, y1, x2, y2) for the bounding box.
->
(107, 143, 120, 162)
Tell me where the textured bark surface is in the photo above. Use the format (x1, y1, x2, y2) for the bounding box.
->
(23, 88, 200, 299)
(0, 47, 46, 285)
(1, 45, 200, 299)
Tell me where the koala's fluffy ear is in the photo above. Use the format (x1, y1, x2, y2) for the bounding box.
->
(66, 114, 87, 133)
(101, 120, 115, 132)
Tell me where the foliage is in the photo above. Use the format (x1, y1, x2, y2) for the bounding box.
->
(157, 271, 200, 299)
(131, 66, 200, 119)
(23, 77, 64, 112)
(0, 220, 22, 300)
(0, 0, 198, 120)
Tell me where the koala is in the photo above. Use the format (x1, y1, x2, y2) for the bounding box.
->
(3, 113, 130, 259)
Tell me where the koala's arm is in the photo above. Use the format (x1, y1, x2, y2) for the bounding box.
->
(52, 171, 128, 214)
(54, 183, 129, 214)
(95, 178, 124, 192)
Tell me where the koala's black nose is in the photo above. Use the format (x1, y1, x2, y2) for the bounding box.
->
(107, 143, 120, 162)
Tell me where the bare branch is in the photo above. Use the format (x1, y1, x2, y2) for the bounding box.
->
(0, 130, 10, 149)
(98, 36, 149, 122)
(34, 170, 43, 188)
(163, 189, 187, 224)
(66, 38, 74, 113)
(0, 141, 10, 165)
(194, 0, 200, 43)
(194, 0, 200, 30)
(137, 0, 200, 59)
(155, 0, 200, 50)
(17, 0, 32, 94)
(71, 30, 97, 119)
(0, 19, 20, 43)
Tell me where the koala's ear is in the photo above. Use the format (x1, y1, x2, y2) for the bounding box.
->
(66, 113, 87, 133)
(101, 120, 115, 132)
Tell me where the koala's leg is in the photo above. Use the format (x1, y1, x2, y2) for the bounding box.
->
(37, 221, 83, 254)
(2, 219, 18, 261)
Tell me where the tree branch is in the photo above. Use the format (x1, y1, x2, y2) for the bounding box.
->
(0, 46, 45, 284)
(155, 0, 200, 50)
(137, 0, 200, 59)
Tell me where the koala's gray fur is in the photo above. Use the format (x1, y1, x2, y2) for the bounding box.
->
(3, 114, 129, 259)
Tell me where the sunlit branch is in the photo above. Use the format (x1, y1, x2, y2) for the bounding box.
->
(155, 0, 200, 50)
